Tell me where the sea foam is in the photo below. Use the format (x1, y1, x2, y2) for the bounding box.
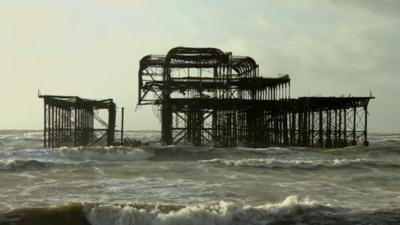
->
(198, 158, 397, 169)
(85, 195, 323, 225)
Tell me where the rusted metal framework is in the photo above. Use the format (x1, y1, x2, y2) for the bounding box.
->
(40, 95, 117, 147)
(138, 47, 374, 147)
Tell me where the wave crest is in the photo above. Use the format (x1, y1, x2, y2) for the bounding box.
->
(199, 158, 397, 169)
(2, 197, 400, 225)
(0, 159, 53, 171)
(236, 146, 299, 155)
(54, 147, 154, 162)
(85, 196, 324, 225)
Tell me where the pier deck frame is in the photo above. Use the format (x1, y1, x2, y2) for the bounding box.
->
(138, 47, 373, 148)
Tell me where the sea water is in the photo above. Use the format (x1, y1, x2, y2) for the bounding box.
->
(0, 130, 400, 224)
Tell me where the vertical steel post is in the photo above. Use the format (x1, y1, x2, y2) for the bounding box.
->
(74, 108, 77, 146)
(44, 103, 47, 148)
(107, 103, 116, 146)
(298, 112, 302, 145)
(319, 109, 323, 148)
(352, 107, 357, 145)
(326, 110, 332, 148)
(363, 105, 369, 146)
(121, 107, 124, 144)
(344, 108, 347, 146)
(51, 106, 55, 147)
(311, 111, 315, 147)
(338, 109, 342, 146)
(334, 109, 337, 147)
(283, 112, 289, 145)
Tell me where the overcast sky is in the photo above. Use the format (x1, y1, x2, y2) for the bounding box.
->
(0, 0, 399, 132)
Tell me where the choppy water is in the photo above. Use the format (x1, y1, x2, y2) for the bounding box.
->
(0, 130, 400, 225)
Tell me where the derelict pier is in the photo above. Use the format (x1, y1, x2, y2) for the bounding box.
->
(138, 47, 374, 148)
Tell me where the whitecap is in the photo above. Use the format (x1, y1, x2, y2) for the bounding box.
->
(199, 158, 380, 169)
(84, 195, 325, 225)
(235, 146, 298, 155)
(54, 147, 154, 162)
(0, 158, 54, 171)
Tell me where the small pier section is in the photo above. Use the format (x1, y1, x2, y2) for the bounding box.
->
(39, 95, 120, 147)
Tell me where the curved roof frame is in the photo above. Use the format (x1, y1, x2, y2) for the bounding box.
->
(231, 56, 258, 77)
(167, 47, 229, 68)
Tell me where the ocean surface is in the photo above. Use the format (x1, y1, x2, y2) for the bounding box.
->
(0, 130, 400, 225)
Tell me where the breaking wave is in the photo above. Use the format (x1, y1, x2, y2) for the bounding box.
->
(0, 159, 54, 171)
(199, 158, 400, 169)
(85, 196, 323, 225)
(0, 147, 154, 171)
(0, 147, 154, 164)
(235, 146, 299, 155)
(2, 196, 400, 225)
(56, 146, 154, 161)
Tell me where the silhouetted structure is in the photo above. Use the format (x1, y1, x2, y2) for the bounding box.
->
(39, 95, 117, 147)
(138, 47, 374, 148)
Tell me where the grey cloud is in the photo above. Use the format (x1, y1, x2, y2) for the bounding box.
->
(330, 0, 400, 17)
